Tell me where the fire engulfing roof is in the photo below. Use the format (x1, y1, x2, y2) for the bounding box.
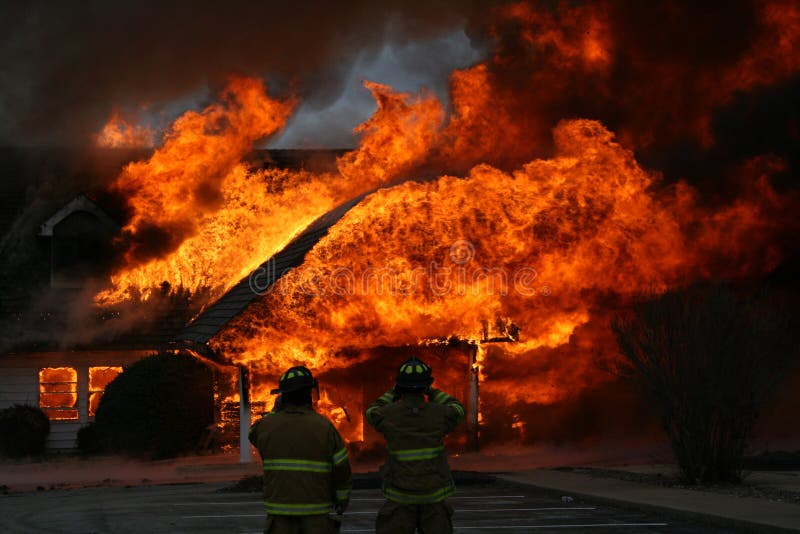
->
(174, 193, 368, 346)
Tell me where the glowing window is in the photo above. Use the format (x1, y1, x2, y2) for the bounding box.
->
(88, 367, 123, 417)
(39, 367, 78, 420)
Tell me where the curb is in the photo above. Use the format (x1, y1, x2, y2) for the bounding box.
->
(494, 472, 800, 534)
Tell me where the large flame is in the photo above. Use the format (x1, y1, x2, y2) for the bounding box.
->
(96, 77, 439, 304)
(212, 119, 786, 378)
(93, 1, 799, 445)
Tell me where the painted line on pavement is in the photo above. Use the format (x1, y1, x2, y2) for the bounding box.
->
(454, 524, 669, 530)
(343, 507, 595, 515)
(185, 506, 596, 519)
(172, 502, 261, 506)
(183, 514, 264, 518)
(170, 495, 528, 506)
(458, 507, 596, 512)
(352, 495, 527, 501)
(340, 525, 668, 532)
(241, 526, 669, 534)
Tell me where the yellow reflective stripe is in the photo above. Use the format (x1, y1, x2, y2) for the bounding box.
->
(335, 488, 351, 501)
(389, 445, 444, 461)
(451, 403, 465, 419)
(263, 459, 332, 473)
(383, 484, 454, 504)
(379, 392, 394, 402)
(264, 501, 332, 515)
(432, 391, 449, 404)
(332, 447, 348, 466)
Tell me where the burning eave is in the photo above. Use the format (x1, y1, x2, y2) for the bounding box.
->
(174, 193, 369, 349)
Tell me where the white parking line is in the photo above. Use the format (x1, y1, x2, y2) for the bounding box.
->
(349, 495, 527, 501)
(184, 507, 595, 519)
(238, 527, 669, 534)
(172, 502, 261, 506)
(458, 507, 596, 512)
(170, 495, 528, 506)
(184, 514, 264, 518)
(343, 507, 595, 515)
(339, 525, 669, 532)
(456, 525, 669, 530)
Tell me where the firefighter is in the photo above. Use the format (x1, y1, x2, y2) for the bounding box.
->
(249, 365, 352, 534)
(365, 357, 466, 534)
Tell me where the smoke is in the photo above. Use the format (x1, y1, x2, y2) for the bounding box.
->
(415, 0, 800, 184)
(3, 0, 797, 187)
(0, 0, 497, 147)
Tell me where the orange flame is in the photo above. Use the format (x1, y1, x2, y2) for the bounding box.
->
(97, 78, 445, 305)
(92, 1, 799, 446)
(95, 110, 154, 148)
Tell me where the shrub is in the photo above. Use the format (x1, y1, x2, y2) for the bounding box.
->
(94, 352, 214, 459)
(612, 284, 798, 484)
(77, 422, 101, 454)
(0, 404, 50, 458)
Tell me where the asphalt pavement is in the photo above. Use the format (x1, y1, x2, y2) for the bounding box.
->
(0, 479, 733, 533)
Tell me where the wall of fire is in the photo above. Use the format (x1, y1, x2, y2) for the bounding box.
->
(211, 340, 476, 456)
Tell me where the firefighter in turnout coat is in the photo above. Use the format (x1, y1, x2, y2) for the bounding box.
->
(365, 357, 466, 534)
(249, 366, 352, 534)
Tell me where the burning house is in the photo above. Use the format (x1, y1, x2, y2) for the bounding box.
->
(1, 1, 799, 458)
(0, 193, 162, 449)
(171, 193, 490, 458)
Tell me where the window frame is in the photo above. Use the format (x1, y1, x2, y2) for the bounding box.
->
(38, 367, 79, 421)
(87, 366, 123, 418)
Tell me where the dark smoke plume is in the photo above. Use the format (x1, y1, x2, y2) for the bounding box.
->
(0, 0, 498, 146)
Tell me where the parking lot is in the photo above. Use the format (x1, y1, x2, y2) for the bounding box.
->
(0, 479, 732, 533)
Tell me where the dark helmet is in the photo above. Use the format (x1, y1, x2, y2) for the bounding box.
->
(270, 365, 317, 394)
(395, 357, 434, 389)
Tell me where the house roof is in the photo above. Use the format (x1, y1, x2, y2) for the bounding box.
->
(174, 193, 368, 345)
(38, 193, 120, 236)
(0, 148, 353, 355)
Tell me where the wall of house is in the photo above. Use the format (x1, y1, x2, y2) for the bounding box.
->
(0, 351, 151, 451)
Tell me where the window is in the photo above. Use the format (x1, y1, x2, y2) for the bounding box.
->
(88, 367, 123, 417)
(39, 367, 78, 420)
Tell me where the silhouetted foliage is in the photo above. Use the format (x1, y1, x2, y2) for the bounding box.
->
(0, 404, 50, 458)
(76, 422, 101, 454)
(612, 284, 798, 484)
(93, 352, 214, 459)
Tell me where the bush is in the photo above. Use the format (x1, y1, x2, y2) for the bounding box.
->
(94, 352, 214, 459)
(612, 284, 798, 484)
(77, 422, 101, 454)
(0, 404, 50, 458)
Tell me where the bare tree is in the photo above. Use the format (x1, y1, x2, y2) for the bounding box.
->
(611, 284, 797, 484)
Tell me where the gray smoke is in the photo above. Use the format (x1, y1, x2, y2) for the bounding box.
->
(0, 0, 495, 147)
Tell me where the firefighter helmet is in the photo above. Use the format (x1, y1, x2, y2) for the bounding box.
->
(270, 365, 317, 394)
(395, 357, 434, 389)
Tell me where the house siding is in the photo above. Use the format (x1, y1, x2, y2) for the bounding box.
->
(0, 351, 151, 451)
(0, 367, 38, 408)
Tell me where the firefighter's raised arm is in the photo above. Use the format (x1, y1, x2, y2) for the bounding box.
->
(427, 388, 465, 432)
(365, 390, 396, 430)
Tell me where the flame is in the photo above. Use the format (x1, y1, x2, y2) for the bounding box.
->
(95, 110, 154, 148)
(214, 119, 688, 370)
(212, 117, 790, 420)
(97, 78, 441, 305)
(91, 1, 799, 446)
(39, 367, 78, 420)
(88, 366, 123, 417)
